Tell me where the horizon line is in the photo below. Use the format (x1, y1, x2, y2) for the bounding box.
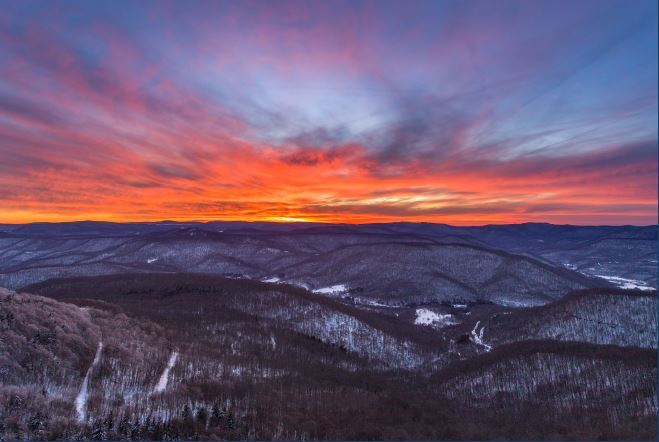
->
(1, 219, 657, 228)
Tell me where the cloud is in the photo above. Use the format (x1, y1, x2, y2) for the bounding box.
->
(0, 0, 656, 224)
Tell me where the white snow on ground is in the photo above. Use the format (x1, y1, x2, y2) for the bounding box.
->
(414, 309, 457, 328)
(470, 321, 492, 352)
(153, 351, 178, 394)
(270, 335, 277, 350)
(263, 276, 280, 283)
(496, 299, 529, 307)
(313, 284, 348, 295)
(452, 304, 467, 309)
(75, 341, 103, 422)
(492, 297, 542, 307)
(594, 275, 655, 291)
(353, 298, 398, 308)
(147, 257, 158, 264)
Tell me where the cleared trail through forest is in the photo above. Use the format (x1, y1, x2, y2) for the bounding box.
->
(75, 341, 103, 422)
(154, 351, 178, 393)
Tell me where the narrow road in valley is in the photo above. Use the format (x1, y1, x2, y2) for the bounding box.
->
(470, 321, 492, 352)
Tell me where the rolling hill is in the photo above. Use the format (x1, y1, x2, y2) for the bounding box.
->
(0, 222, 614, 306)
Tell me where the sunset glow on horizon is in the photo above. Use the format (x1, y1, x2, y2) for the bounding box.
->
(1, 0, 657, 225)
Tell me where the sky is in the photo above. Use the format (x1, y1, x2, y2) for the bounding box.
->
(0, 0, 657, 225)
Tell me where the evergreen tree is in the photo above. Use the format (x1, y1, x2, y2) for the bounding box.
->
(181, 404, 194, 436)
(145, 414, 155, 439)
(209, 404, 222, 427)
(181, 404, 191, 420)
(129, 418, 140, 440)
(91, 418, 106, 441)
(162, 421, 174, 440)
(28, 412, 47, 437)
(195, 406, 208, 429)
(225, 412, 235, 430)
(104, 411, 114, 432)
(152, 417, 163, 440)
(117, 412, 130, 438)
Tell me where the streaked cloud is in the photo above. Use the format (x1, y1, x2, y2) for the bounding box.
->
(0, 0, 656, 224)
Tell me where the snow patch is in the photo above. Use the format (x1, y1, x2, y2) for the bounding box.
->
(492, 297, 541, 307)
(263, 276, 280, 283)
(313, 284, 348, 295)
(352, 297, 396, 308)
(496, 299, 530, 307)
(153, 351, 178, 394)
(147, 257, 158, 264)
(289, 281, 311, 290)
(594, 274, 654, 291)
(470, 321, 492, 352)
(414, 309, 457, 328)
(75, 341, 103, 422)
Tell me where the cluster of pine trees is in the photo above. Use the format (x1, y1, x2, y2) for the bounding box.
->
(0, 403, 242, 441)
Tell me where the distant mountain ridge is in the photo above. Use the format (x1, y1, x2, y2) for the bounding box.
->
(0, 221, 639, 305)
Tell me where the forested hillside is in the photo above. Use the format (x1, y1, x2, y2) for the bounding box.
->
(1, 272, 655, 440)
